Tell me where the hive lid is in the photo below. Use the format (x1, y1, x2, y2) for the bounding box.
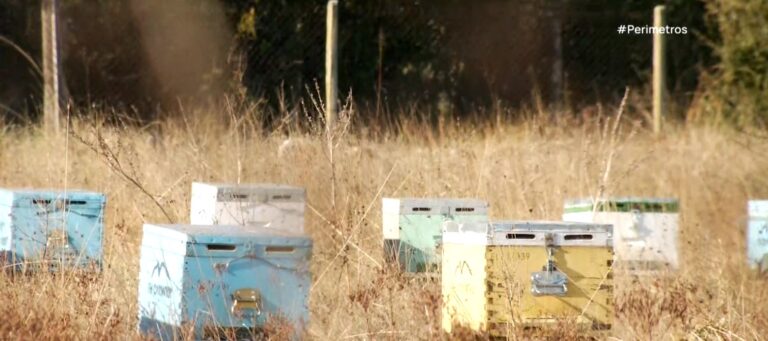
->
(442, 221, 490, 234)
(441, 221, 490, 245)
(564, 197, 679, 213)
(748, 200, 768, 217)
(492, 220, 612, 232)
(143, 224, 312, 247)
(193, 182, 305, 202)
(0, 188, 105, 208)
(490, 220, 613, 246)
(382, 197, 488, 215)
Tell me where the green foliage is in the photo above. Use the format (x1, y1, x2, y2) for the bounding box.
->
(700, 0, 768, 126)
(0, 0, 42, 119)
(237, 7, 257, 39)
(561, 0, 713, 108)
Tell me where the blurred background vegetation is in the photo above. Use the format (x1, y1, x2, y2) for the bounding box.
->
(0, 0, 764, 126)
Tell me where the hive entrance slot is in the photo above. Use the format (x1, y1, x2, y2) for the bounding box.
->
(455, 207, 475, 212)
(507, 233, 536, 239)
(32, 199, 87, 206)
(266, 246, 295, 253)
(564, 234, 593, 240)
(272, 195, 292, 200)
(412, 207, 431, 212)
(207, 244, 236, 251)
(609, 202, 665, 212)
(231, 194, 248, 199)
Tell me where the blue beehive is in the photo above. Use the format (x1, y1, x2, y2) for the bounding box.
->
(137, 224, 312, 340)
(0, 188, 105, 271)
(747, 200, 768, 269)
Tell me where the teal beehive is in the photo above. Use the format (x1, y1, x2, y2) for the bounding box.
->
(382, 198, 489, 273)
(137, 224, 312, 340)
(0, 188, 105, 272)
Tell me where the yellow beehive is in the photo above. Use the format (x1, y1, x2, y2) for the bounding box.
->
(442, 221, 614, 336)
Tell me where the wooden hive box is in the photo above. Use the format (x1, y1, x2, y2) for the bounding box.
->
(0, 188, 105, 272)
(137, 223, 312, 340)
(442, 221, 614, 336)
(563, 197, 679, 273)
(190, 182, 306, 233)
(382, 197, 488, 273)
(748, 200, 768, 270)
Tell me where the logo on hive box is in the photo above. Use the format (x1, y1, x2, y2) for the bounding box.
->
(152, 261, 170, 279)
(149, 283, 173, 298)
(149, 261, 173, 298)
(455, 261, 472, 275)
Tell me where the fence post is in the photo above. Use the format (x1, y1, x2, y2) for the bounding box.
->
(551, 0, 564, 113)
(652, 5, 666, 135)
(325, 0, 339, 131)
(42, 0, 62, 132)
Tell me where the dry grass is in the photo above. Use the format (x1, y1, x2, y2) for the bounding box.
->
(0, 104, 766, 340)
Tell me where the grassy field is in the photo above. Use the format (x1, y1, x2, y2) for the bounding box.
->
(0, 104, 766, 340)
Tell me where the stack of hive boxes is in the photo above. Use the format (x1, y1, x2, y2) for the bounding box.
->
(137, 182, 311, 340)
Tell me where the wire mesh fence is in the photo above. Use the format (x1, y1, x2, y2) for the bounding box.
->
(0, 0, 712, 121)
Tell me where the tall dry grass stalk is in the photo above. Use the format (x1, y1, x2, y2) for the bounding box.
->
(0, 101, 765, 340)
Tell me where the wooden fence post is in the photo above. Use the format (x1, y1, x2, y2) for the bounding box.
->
(652, 5, 666, 135)
(551, 0, 564, 112)
(42, 0, 63, 132)
(325, 0, 339, 131)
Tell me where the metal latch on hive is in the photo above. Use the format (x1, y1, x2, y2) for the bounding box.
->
(531, 233, 568, 296)
(231, 288, 262, 317)
(46, 229, 78, 268)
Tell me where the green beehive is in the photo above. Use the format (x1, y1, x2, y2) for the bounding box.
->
(382, 198, 489, 273)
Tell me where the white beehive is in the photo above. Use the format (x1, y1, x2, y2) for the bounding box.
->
(563, 197, 679, 272)
(190, 182, 305, 233)
(747, 200, 768, 270)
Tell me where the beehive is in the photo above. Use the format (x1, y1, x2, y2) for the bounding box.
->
(441, 221, 490, 333)
(563, 197, 679, 272)
(442, 221, 613, 335)
(381, 197, 488, 272)
(747, 200, 768, 269)
(190, 182, 306, 233)
(0, 188, 105, 272)
(137, 224, 312, 340)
